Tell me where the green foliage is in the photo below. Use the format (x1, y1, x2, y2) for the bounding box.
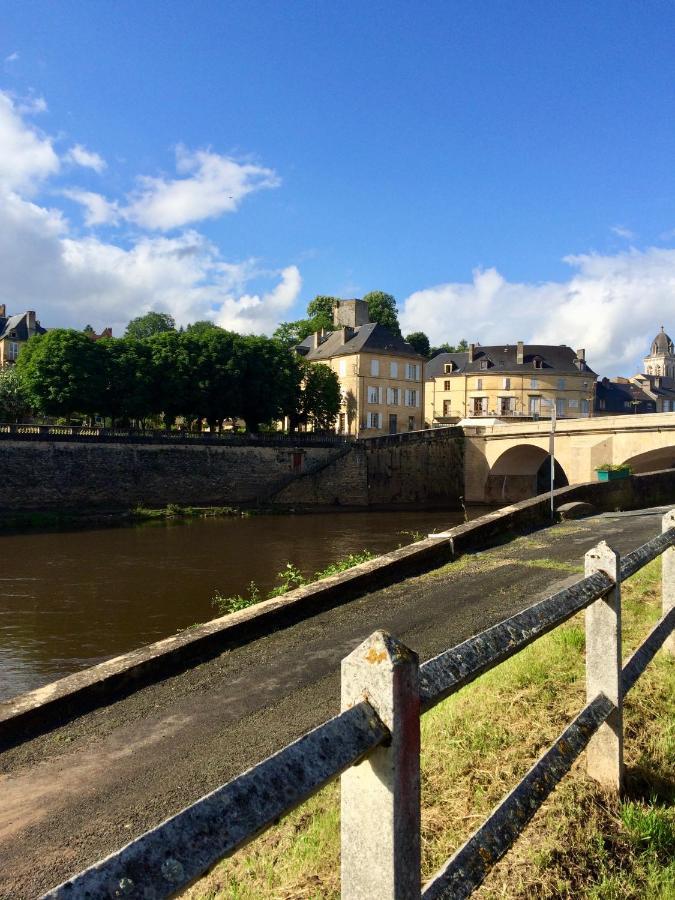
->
(272, 319, 317, 349)
(82, 324, 95, 334)
(596, 463, 632, 473)
(621, 801, 674, 859)
(306, 295, 337, 330)
(361, 290, 401, 335)
(212, 582, 261, 615)
(125, 311, 176, 339)
(298, 361, 341, 431)
(430, 338, 469, 358)
(0, 365, 31, 422)
(185, 320, 222, 336)
(16, 329, 105, 418)
(405, 331, 430, 357)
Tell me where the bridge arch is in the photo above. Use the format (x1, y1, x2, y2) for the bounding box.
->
(485, 443, 569, 504)
(621, 447, 675, 475)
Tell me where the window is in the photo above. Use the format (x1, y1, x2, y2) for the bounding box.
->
(387, 387, 399, 405)
(408, 415, 416, 431)
(581, 399, 590, 416)
(476, 378, 483, 390)
(555, 398, 565, 417)
(390, 361, 398, 378)
(557, 378, 566, 390)
(531, 377, 539, 389)
(499, 396, 516, 415)
(7, 341, 19, 361)
(405, 389, 418, 407)
(406, 363, 419, 380)
(503, 377, 511, 390)
(443, 400, 452, 416)
(368, 412, 382, 429)
(533, 358, 543, 369)
(568, 398, 578, 409)
(528, 396, 540, 415)
(472, 397, 488, 415)
(443, 380, 451, 391)
(624, 401, 631, 409)
(339, 360, 346, 376)
(479, 360, 488, 370)
(370, 359, 379, 376)
(367, 385, 380, 404)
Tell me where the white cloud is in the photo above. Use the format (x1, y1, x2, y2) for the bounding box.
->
(400, 248, 675, 376)
(61, 189, 119, 226)
(125, 145, 280, 230)
(611, 225, 635, 240)
(66, 143, 106, 173)
(214, 265, 302, 333)
(4, 51, 19, 65)
(0, 91, 59, 192)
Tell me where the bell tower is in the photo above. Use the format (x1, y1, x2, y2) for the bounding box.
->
(644, 326, 675, 377)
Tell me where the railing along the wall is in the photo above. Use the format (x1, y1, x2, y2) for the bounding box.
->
(42, 512, 675, 900)
(0, 423, 350, 447)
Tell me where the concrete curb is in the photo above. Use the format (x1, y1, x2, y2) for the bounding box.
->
(2, 468, 675, 750)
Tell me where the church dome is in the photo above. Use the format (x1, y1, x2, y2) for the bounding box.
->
(650, 326, 674, 356)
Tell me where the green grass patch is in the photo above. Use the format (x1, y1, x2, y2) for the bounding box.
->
(132, 504, 241, 522)
(185, 558, 674, 900)
(211, 551, 377, 616)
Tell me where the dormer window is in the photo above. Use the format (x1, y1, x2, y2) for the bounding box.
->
(533, 358, 543, 369)
(444, 362, 455, 374)
(479, 359, 489, 370)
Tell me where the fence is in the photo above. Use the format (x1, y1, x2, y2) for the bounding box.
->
(44, 513, 675, 899)
(0, 423, 350, 448)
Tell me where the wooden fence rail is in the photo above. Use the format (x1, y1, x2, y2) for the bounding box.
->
(43, 512, 675, 900)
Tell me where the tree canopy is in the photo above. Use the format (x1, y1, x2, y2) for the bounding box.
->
(430, 338, 469, 358)
(0, 366, 30, 422)
(125, 311, 176, 339)
(362, 291, 401, 335)
(405, 331, 430, 357)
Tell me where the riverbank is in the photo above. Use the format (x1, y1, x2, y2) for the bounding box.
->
(186, 555, 673, 899)
(0, 508, 669, 898)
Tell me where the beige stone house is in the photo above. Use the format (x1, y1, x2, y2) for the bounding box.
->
(0, 307, 46, 366)
(296, 299, 425, 436)
(425, 342, 596, 424)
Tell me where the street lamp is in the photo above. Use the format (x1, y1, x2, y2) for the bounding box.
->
(541, 399, 557, 521)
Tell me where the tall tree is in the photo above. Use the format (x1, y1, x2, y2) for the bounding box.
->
(0, 366, 31, 422)
(145, 331, 192, 427)
(405, 331, 431, 357)
(306, 295, 337, 330)
(362, 291, 401, 335)
(234, 336, 303, 431)
(298, 362, 341, 431)
(272, 319, 316, 349)
(182, 328, 242, 430)
(98, 337, 154, 425)
(185, 320, 222, 336)
(125, 311, 176, 339)
(15, 330, 106, 419)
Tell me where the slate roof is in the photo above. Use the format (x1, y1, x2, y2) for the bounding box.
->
(426, 344, 596, 378)
(633, 373, 675, 400)
(297, 322, 423, 361)
(595, 378, 656, 414)
(0, 312, 46, 342)
(650, 327, 674, 356)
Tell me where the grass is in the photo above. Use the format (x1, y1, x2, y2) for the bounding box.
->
(211, 551, 377, 616)
(184, 557, 674, 900)
(132, 504, 243, 521)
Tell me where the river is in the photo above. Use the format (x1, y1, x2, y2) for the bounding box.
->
(0, 508, 487, 701)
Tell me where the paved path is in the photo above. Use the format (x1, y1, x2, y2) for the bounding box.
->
(0, 507, 669, 898)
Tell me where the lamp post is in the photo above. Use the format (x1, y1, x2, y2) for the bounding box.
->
(542, 399, 557, 521)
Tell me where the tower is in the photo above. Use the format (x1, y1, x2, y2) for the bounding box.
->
(644, 326, 675, 377)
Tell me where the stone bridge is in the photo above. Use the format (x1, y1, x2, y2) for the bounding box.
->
(464, 412, 675, 503)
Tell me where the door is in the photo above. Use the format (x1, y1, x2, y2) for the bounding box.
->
(388, 414, 398, 434)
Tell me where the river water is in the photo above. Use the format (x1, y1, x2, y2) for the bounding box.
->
(0, 509, 486, 701)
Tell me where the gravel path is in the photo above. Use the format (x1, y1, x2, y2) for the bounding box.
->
(0, 507, 668, 899)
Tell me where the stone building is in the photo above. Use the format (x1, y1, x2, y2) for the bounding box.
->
(643, 326, 675, 377)
(295, 299, 425, 436)
(0, 306, 46, 366)
(425, 342, 596, 425)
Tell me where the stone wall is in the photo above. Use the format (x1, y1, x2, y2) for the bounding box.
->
(274, 427, 465, 508)
(0, 441, 343, 511)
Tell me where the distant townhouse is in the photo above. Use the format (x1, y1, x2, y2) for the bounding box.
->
(595, 377, 656, 415)
(0, 306, 46, 366)
(295, 299, 425, 436)
(627, 326, 675, 412)
(425, 342, 596, 424)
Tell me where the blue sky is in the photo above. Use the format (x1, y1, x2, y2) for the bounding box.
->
(2, 0, 675, 374)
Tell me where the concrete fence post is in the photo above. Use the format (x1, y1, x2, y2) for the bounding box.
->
(662, 510, 675, 657)
(341, 630, 421, 899)
(584, 541, 623, 792)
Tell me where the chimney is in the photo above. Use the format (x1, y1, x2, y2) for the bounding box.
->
(311, 331, 320, 350)
(577, 348, 586, 361)
(26, 310, 36, 337)
(516, 341, 524, 365)
(340, 325, 354, 345)
(0, 304, 5, 318)
(468, 342, 475, 362)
